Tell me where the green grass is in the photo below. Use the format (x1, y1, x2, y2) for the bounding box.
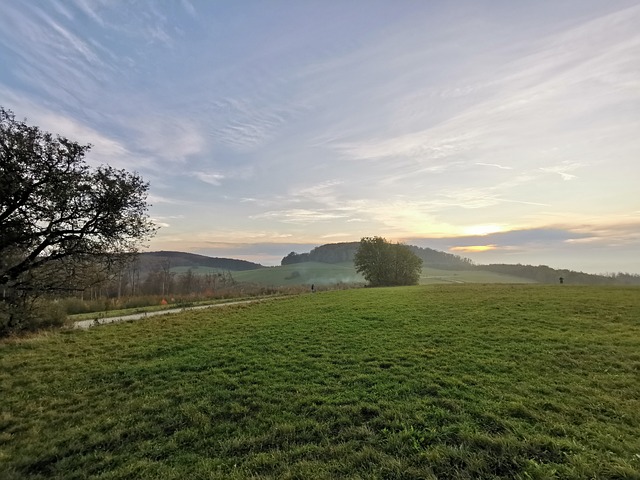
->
(1, 285, 639, 479)
(420, 267, 536, 284)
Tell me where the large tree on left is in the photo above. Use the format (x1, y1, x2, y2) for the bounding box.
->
(0, 107, 155, 332)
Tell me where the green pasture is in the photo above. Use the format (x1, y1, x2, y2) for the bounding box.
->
(212, 262, 534, 287)
(2, 285, 638, 479)
(419, 267, 535, 284)
(231, 262, 364, 286)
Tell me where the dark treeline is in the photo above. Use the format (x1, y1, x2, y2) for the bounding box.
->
(479, 264, 640, 285)
(74, 256, 238, 300)
(281, 242, 359, 265)
(282, 242, 473, 269)
(139, 251, 263, 274)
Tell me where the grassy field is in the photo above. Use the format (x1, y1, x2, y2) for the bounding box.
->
(1, 285, 639, 479)
(231, 262, 364, 286)
(419, 267, 535, 285)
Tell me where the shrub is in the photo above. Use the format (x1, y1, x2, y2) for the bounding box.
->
(0, 298, 66, 336)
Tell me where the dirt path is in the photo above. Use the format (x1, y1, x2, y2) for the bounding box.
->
(73, 297, 286, 330)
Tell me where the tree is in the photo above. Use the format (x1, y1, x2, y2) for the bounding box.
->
(354, 236, 422, 287)
(0, 107, 155, 333)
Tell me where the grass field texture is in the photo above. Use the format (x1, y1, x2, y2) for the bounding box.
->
(1, 285, 639, 479)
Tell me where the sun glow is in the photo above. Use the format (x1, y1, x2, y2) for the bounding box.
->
(450, 245, 498, 253)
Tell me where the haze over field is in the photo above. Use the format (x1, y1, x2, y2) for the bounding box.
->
(1, 1, 638, 273)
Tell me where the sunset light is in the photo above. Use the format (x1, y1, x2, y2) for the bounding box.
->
(1, 1, 638, 273)
(450, 245, 499, 253)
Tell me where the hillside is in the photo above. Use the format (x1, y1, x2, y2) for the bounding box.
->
(232, 262, 363, 286)
(480, 263, 640, 285)
(138, 251, 264, 273)
(130, 248, 640, 288)
(279, 242, 640, 286)
(281, 242, 473, 270)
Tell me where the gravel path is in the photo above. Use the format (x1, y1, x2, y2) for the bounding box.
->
(73, 297, 285, 330)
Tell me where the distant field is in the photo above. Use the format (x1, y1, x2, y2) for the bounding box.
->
(420, 267, 536, 284)
(231, 262, 364, 286)
(1, 285, 639, 479)
(182, 261, 535, 286)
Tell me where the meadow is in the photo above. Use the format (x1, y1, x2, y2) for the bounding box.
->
(227, 262, 534, 287)
(1, 285, 639, 479)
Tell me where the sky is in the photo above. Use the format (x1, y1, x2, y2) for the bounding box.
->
(1, 1, 639, 273)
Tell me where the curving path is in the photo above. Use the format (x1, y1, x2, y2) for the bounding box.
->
(73, 296, 287, 330)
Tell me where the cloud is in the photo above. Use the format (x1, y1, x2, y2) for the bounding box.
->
(70, 0, 107, 26)
(334, 132, 475, 163)
(128, 114, 207, 164)
(250, 209, 349, 225)
(321, 233, 351, 239)
(0, 90, 152, 169)
(147, 194, 190, 205)
(206, 97, 309, 151)
(150, 220, 171, 228)
(476, 162, 513, 170)
(192, 171, 225, 186)
(180, 0, 196, 17)
(540, 162, 583, 181)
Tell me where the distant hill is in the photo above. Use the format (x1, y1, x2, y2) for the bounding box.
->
(281, 242, 473, 270)
(479, 264, 640, 285)
(138, 251, 264, 273)
(279, 242, 640, 286)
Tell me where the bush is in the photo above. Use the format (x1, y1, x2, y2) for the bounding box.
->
(0, 298, 66, 336)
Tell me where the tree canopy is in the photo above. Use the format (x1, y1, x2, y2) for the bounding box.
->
(354, 237, 422, 287)
(0, 107, 155, 332)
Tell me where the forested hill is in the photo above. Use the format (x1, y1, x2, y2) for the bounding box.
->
(139, 251, 264, 272)
(281, 242, 474, 270)
(480, 264, 640, 285)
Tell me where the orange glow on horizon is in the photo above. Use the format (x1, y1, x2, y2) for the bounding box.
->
(450, 244, 498, 253)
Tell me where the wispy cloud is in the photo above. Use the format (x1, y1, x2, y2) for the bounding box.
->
(192, 172, 225, 186)
(206, 97, 309, 151)
(540, 162, 583, 181)
(250, 209, 350, 225)
(476, 162, 513, 170)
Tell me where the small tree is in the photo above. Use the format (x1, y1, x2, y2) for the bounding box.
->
(0, 107, 155, 334)
(354, 236, 422, 287)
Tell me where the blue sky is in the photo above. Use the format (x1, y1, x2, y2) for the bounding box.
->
(1, 1, 639, 273)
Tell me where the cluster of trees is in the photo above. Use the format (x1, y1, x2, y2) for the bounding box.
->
(1, 107, 155, 334)
(407, 245, 474, 270)
(138, 263, 235, 296)
(354, 237, 423, 287)
(65, 258, 237, 301)
(282, 241, 473, 269)
(282, 242, 360, 265)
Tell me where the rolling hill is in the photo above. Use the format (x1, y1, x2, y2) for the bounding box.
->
(138, 251, 264, 274)
(135, 244, 639, 287)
